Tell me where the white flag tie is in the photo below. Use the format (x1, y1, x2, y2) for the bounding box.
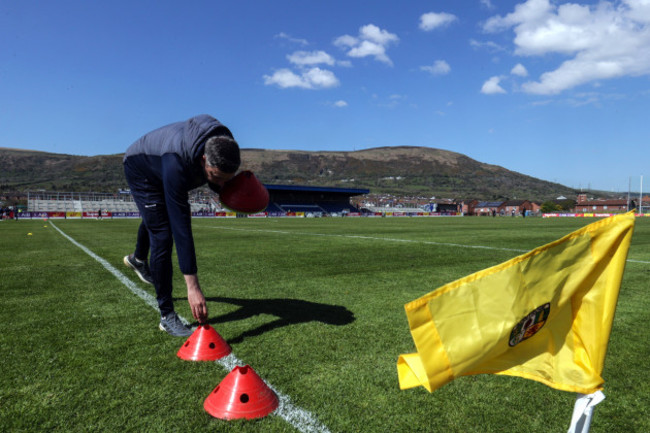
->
(567, 391, 605, 433)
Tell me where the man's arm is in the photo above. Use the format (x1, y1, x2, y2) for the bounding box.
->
(161, 155, 199, 274)
(160, 153, 206, 322)
(185, 274, 208, 323)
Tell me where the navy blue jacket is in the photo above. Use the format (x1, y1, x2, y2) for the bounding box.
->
(124, 115, 233, 274)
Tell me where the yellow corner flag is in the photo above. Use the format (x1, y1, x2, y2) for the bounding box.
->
(398, 212, 635, 394)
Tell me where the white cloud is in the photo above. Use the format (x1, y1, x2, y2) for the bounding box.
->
(304, 68, 340, 88)
(419, 12, 458, 31)
(360, 24, 399, 45)
(511, 63, 528, 76)
(470, 39, 506, 52)
(483, 0, 553, 34)
(274, 32, 308, 46)
(334, 24, 399, 65)
(263, 69, 305, 88)
(266, 46, 343, 91)
(484, 0, 650, 94)
(287, 50, 335, 66)
(481, 76, 507, 94)
(421, 60, 451, 75)
(333, 100, 348, 107)
(263, 68, 340, 89)
(348, 40, 392, 64)
(626, 0, 650, 23)
(480, 0, 496, 10)
(333, 34, 358, 48)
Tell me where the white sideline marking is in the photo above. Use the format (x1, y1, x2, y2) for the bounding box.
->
(208, 226, 650, 264)
(50, 221, 331, 433)
(209, 226, 529, 253)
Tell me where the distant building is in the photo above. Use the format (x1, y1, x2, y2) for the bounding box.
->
(264, 184, 368, 215)
(502, 200, 532, 216)
(530, 201, 542, 215)
(429, 199, 461, 214)
(572, 194, 629, 213)
(475, 201, 504, 216)
(461, 200, 478, 215)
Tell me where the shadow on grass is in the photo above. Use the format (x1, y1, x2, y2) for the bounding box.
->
(177, 296, 355, 344)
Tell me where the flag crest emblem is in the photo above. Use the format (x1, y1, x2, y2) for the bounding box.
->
(509, 303, 550, 347)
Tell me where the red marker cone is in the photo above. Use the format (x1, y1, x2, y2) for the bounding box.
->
(204, 365, 279, 420)
(177, 324, 231, 361)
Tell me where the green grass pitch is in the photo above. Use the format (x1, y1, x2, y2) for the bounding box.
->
(1, 216, 648, 432)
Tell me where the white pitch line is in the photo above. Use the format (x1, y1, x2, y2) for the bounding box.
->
(209, 226, 529, 253)
(210, 226, 528, 253)
(50, 221, 331, 433)
(208, 225, 650, 265)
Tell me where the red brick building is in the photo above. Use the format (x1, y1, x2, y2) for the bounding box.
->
(502, 200, 533, 216)
(573, 194, 629, 213)
(475, 201, 504, 216)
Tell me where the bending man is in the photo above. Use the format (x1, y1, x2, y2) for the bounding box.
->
(123, 114, 240, 336)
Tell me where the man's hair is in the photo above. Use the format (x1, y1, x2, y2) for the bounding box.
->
(204, 135, 241, 174)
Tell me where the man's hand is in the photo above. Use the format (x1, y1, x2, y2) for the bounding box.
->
(185, 274, 208, 323)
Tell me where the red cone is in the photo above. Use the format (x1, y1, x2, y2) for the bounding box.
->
(219, 171, 269, 214)
(177, 324, 231, 361)
(204, 365, 279, 420)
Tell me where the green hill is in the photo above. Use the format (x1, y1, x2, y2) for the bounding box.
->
(0, 146, 577, 200)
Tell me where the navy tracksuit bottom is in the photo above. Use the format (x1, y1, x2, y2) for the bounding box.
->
(124, 160, 176, 317)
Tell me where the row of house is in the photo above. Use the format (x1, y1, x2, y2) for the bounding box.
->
(573, 193, 641, 213)
(359, 192, 644, 216)
(463, 193, 643, 216)
(465, 200, 539, 216)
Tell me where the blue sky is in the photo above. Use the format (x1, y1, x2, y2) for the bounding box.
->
(1, 0, 649, 193)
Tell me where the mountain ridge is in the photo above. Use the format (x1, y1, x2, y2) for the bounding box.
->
(0, 146, 577, 200)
